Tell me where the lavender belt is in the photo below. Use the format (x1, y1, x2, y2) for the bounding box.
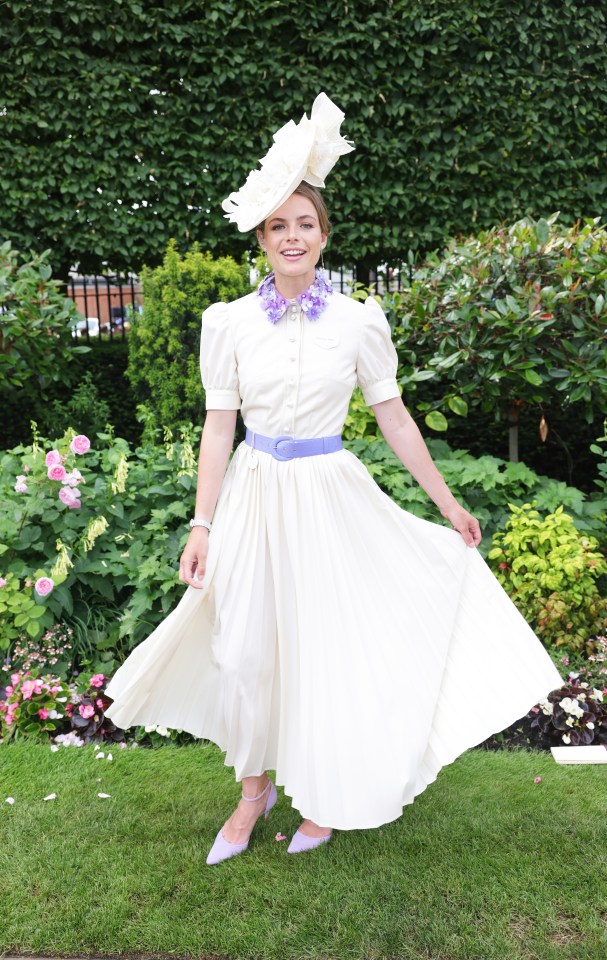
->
(244, 428, 343, 462)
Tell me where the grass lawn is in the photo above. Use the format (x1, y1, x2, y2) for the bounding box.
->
(1, 740, 606, 960)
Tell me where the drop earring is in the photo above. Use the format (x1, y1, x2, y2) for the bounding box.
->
(320, 246, 326, 275)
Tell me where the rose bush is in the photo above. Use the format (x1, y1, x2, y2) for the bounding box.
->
(0, 419, 201, 664)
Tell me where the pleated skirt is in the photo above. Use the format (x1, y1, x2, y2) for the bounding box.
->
(104, 443, 563, 829)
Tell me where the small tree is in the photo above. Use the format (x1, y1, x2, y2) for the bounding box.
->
(392, 214, 607, 461)
(127, 242, 250, 431)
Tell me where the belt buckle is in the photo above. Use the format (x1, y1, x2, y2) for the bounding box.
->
(270, 435, 295, 461)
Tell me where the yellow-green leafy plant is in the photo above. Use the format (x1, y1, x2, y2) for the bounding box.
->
(488, 503, 607, 653)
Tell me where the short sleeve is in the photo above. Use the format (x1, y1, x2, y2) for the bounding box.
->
(356, 297, 401, 406)
(199, 302, 241, 410)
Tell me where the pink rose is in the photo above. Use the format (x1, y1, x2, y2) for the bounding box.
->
(15, 479, 28, 492)
(78, 703, 95, 719)
(38, 708, 49, 720)
(63, 469, 82, 487)
(70, 435, 91, 455)
(59, 486, 80, 508)
(0, 577, 7, 588)
(34, 577, 54, 597)
(48, 464, 67, 481)
(90, 674, 105, 688)
(45, 450, 62, 467)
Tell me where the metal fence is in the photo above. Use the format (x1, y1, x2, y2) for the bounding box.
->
(66, 264, 411, 344)
(67, 273, 143, 344)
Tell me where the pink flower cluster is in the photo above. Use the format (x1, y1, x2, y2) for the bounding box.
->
(44, 440, 89, 509)
(0, 670, 65, 728)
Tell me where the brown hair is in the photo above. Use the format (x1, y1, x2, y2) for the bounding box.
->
(256, 181, 331, 235)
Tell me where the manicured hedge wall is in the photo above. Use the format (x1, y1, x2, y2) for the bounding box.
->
(1, 0, 605, 277)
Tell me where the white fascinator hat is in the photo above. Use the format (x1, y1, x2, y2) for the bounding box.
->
(221, 92, 354, 233)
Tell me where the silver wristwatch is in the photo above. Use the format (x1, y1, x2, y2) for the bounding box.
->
(189, 518, 212, 532)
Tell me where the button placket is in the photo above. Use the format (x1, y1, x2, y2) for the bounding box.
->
(284, 301, 301, 434)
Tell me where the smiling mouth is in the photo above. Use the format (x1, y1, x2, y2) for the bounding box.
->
(281, 249, 306, 258)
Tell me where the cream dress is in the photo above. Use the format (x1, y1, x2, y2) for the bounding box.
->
(104, 290, 562, 830)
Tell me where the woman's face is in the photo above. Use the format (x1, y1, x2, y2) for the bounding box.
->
(257, 193, 327, 290)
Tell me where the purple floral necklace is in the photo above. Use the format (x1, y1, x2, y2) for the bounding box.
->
(257, 269, 333, 324)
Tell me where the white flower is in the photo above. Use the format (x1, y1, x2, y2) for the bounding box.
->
(539, 699, 554, 716)
(559, 697, 574, 712)
(144, 724, 156, 733)
(156, 726, 170, 737)
(56, 696, 67, 703)
(565, 717, 575, 727)
(587, 722, 595, 730)
(562, 734, 571, 744)
(54, 732, 84, 748)
(592, 689, 604, 702)
(569, 671, 580, 679)
(48, 710, 63, 719)
(580, 682, 589, 689)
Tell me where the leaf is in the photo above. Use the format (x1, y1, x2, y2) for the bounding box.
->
(523, 369, 544, 386)
(448, 396, 468, 417)
(535, 218, 550, 245)
(425, 411, 449, 432)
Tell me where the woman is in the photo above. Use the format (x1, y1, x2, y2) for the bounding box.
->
(105, 93, 562, 864)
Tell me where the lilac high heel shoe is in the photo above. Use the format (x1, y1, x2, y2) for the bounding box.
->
(287, 827, 332, 854)
(206, 778, 277, 866)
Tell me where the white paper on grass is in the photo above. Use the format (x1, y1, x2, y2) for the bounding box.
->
(551, 745, 607, 764)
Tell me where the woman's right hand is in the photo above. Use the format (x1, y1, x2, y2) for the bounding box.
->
(179, 528, 209, 589)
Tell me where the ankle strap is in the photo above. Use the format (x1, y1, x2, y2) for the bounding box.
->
(241, 779, 272, 803)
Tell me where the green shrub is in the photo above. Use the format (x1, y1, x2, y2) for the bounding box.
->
(389, 214, 607, 461)
(487, 503, 607, 654)
(127, 242, 250, 431)
(0, 240, 88, 391)
(345, 436, 605, 552)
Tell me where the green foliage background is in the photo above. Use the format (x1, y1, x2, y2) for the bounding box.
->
(1, 0, 605, 278)
(127, 243, 250, 431)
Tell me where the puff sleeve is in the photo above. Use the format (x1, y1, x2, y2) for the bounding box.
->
(356, 297, 401, 406)
(199, 302, 241, 410)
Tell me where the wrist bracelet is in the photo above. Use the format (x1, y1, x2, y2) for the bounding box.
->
(189, 518, 212, 532)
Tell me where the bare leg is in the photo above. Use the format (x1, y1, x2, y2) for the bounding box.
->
(220, 773, 271, 844)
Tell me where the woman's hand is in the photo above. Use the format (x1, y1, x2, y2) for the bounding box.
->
(179, 528, 210, 589)
(442, 504, 482, 548)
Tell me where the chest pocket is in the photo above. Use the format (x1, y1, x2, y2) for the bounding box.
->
(309, 334, 342, 380)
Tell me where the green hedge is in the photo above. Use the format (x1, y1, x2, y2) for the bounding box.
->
(1, 0, 605, 277)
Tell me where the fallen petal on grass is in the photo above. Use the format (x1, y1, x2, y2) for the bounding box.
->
(97, 793, 111, 799)
(43, 793, 57, 801)
(5, 797, 15, 805)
